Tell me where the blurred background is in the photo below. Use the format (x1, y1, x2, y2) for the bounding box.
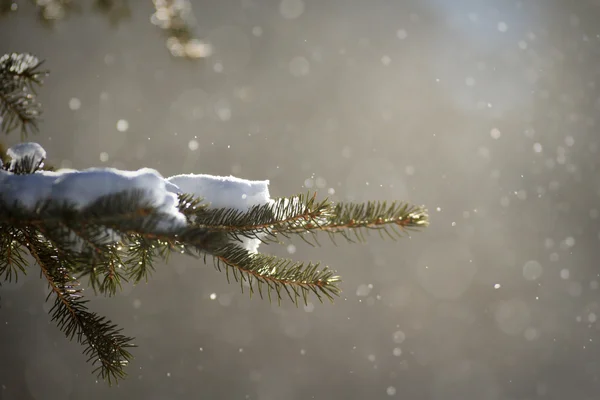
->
(2, 0, 600, 399)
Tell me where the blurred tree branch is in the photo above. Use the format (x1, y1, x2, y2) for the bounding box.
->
(0, 53, 47, 137)
(1, 0, 211, 59)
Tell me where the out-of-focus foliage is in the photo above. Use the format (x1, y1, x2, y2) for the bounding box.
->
(0, 0, 210, 59)
(151, 0, 212, 59)
(0, 52, 46, 137)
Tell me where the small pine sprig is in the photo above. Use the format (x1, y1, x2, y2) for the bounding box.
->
(187, 192, 429, 246)
(18, 227, 135, 384)
(0, 226, 28, 282)
(187, 193, 331, 243)
(308, 200, 429, 243)
(210, 243, 341, 306)
(2, 4, 209, 59)
(0, 53, 47, 136)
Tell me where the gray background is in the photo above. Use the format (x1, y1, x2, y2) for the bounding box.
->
(2, 0, 600, 399)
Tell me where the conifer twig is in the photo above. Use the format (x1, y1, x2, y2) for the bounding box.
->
(181, 192, 429, 246)
(210, 243, 341, 306)
(0, 53, 47, 136)
(19, 228, 135, 385)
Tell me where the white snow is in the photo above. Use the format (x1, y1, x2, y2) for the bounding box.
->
(0, 170, 57, 210)
(167, 174, 272, 253)
(1, 167, 186, 231)
(52, 168, 172, 210)
(167, 174, 271, 211)
(1, 143, 275, 252)
(6, 142, 46, 172)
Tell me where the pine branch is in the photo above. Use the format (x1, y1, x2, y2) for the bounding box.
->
(177, 192, 210, 221)
(2, 154, 45, 174)
(0, 53, 45, 91)
(0, 53, 47, 136)
(151, 0, 212, 59)
(123, 235, 158, 283)
(301, 200, 429, 244)
(189, 192, 330, 243)
(0, 49, 430, 385)
(2, 3, 210, 59)
(18, 228, 135, 384)
(0, 184, 428, 310)
(209, 243, 341, 306)
(0, 226, 28, 282)
(8, 191, 173, 296)
(186, 192, 429, 246)
(1, 178, 428, 382)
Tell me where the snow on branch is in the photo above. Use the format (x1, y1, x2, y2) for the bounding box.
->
(0, 51, 429, 386)
(6, 141, 46, 173)
(0, 141, 428, 383)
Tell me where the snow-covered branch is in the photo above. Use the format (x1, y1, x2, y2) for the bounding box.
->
(0, 142, 428, 383)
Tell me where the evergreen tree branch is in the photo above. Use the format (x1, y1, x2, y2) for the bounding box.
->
(123, 235, 158, 283)
(1, 154, 45, 174)
(188, 192, 330, 243)
(186, 192, 429, 246)
(0, 226, 28, 282)
(151, 0, 211, 59)
(0, 53, 47, 136)
(294, 200, 429, 244)
(2, 2, 209, 59)
(177, 192, 209, 220)
(0, 170, 427, 383)
(18, 228, 135, 385)
(0, 49, 430, 385)
(0, 52, 45, 90)
(209, 243, 341, 306)
(1, 187, 427, 304)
